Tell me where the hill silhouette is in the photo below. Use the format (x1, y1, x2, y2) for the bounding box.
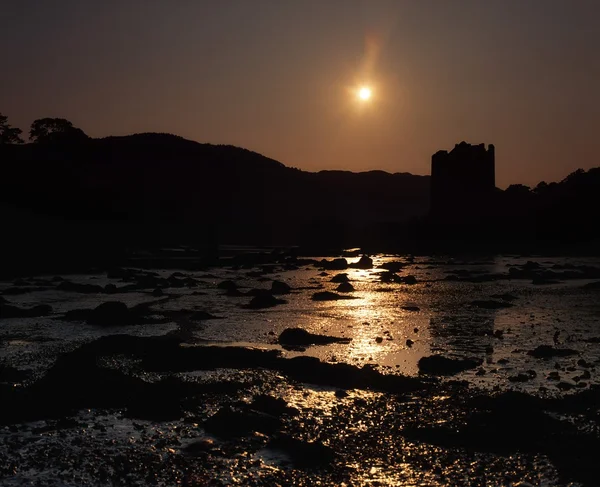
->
(2, 131, 599, 273)
(0, 132, 430, 252)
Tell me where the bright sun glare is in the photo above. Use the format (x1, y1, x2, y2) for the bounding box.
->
(358, 87, 372, 101)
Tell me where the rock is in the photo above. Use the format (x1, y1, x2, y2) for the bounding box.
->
(379, 272, 402, 284)
(245, 293, 287, 309)
(278, 328, 351, 347)
(203, 406, 281, 438)
(532, 277, 560, 285)
(103, 283, 117, 294)
(406, 339, 414, 347)
(330, 273, 349, 283)
(471, 300, 513, 309)
(402, 275, 417, 285)
(527, 345, 579, 359)
(190, 311, 222, 321)
(556, 381, 575, 391)
(312, 291, 356, 301)
(0, 364, 30, 383)
(379, 261, 404, 273)
(509, 370, 537, 382)
(577, 359, 591, 368)
(402, 306, 420, 312)
(490, 293, 519, 301)
(271, 280, 291, 295)
(320, 258, 348, 271)
(582, 281, 600, 290)
(418, 355, 483, 376)
(152, 287, 164, 297)
(57, 281, 104, 294)
(249, 395, 299, 417)
(334, 389, 348, 398)
(375, 337, 383, 343)
(266, 435, 335, 468)
(0, 303, 52, 319)
(217, 280, 238, 291)
(350, 255, 373, 269)
(87, 301, 131, 326)
(336, 282, 355, 293)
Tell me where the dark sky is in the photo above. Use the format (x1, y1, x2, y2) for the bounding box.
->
(2, 1, 598, 187)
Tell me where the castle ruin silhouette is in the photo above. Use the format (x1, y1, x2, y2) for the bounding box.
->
(430, 141, 495, 220)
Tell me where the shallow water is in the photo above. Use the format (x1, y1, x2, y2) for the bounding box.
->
(1, 253, 599, 485)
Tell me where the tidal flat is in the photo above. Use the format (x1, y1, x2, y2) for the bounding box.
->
(1, 252, 599, 486)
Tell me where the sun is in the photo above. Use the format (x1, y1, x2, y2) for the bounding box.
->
(358, 86, 372, 101)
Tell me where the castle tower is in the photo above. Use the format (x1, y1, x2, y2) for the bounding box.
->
(430, 142, 495, 221)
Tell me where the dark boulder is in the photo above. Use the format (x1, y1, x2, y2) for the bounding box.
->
(320, 258, 348, 271)
(249, 395, 299, 417)
(336, 282, 355, 293)
(278, 327, 352, 347)
(271, 280, 291, 295)
(0, 303, 52, 319)
(190, 311, 222, 321)
(527, 345, 579, 359)
(245, 292, 287, 309)
(418, 355, 483, 376)
(312, 291, 356, 301)
(330, 273, 349, 283)
(203, 406, 281, 438)
(471, 300, 513, 309)
(350, 255, 373, 269)
(57, 281, 104, 294)
(266, 435, 335, 468)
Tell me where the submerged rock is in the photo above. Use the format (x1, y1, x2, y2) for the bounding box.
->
(312, 291, 356, 301)
(57, 281, 104, 294)
(0, 303, 52, 319)
(245, 292, 287, 309)
(418, 355, 483, 376)
(278, 328, 351, 347)
(319, 258, 348, 271)
(204, 406, 281, 438)
(249, 395, 299, 417)
(402, 305, 420, 312)
(336, 282, 355, 293)
(266, 435, 335, 468)
(330, 273, 349, 283)
(350, 255, 373, 269)
(471, 300, 513, 309)
(190, 311, 223, 321)
(271, 280, 291, 295)
(527, 345, 579, 359)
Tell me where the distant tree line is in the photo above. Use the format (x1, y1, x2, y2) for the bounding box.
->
(0, 112, 88, 144)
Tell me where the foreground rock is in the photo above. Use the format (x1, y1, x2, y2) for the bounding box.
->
(312, 291, 357, 301)
(336, 282, 355, 293)
(64, 300, 167, 326)
(245, 291, 287, 309)
(0, 303, 52, 319)
(266, 435, 335, 468)
(318, 258, 348, 271)
(350, 255, 373, 269)
(204, 406, 281, 438)
(470, 300, 513, 309)
(271, 280, 291, 295)
(418, 355, 483, 376)
(278, 328, 352, 347)
(527, 345, 579, 359)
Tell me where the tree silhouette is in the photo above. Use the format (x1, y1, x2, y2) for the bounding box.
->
(0, 112, 24, 144)
(29, 118, 89, 143)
